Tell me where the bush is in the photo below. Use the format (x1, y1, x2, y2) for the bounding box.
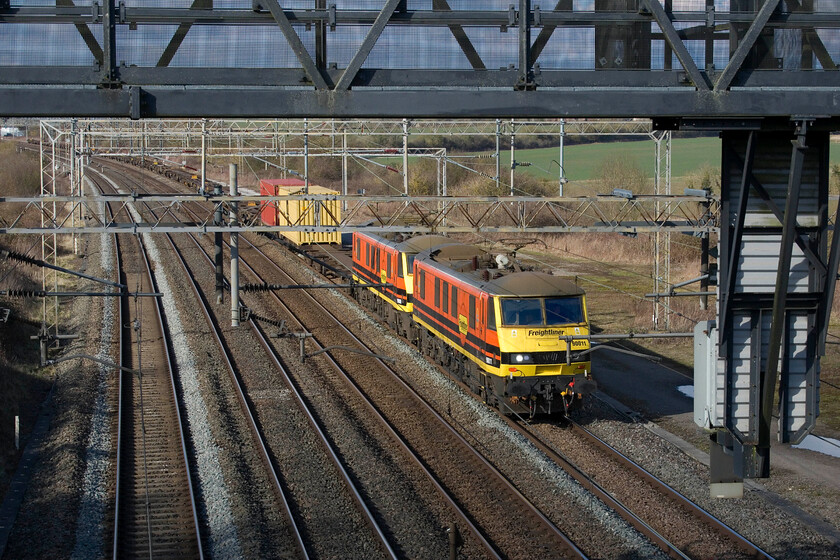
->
(0, 142, 39, 197)
(513, 174, 556, 197)
(685, 164, 721, 195)
(595, 154, 650, 194)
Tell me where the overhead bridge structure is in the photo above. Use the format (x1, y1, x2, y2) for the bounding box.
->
(0, 0, 836, 120)
(1, 1, 840, 491)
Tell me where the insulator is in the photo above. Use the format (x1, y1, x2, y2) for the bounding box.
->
(240, 283, 274, 292)
(0, 249, 40, 267)
(248, 312, 286, 328)
(6, 289, 47, 298)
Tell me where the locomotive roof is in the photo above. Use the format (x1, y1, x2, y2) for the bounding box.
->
(396, 235, 452, 254)
(419, 242, 584, 298)
(356, 232, 451, 254)
(483, 272, 584, 298)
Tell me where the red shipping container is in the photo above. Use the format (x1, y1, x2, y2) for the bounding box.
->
(260, 178, 306, 226)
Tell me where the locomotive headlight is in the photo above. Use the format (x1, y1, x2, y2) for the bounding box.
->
(515, 354, 531, 363)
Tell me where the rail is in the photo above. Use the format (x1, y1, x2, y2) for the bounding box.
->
(89, 171, 204, 560)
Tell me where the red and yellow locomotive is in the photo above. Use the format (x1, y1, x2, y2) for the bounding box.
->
(351, 232, 449, 335)
(352, 232, 596, 416)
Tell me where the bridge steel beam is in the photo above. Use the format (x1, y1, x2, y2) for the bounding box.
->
(0, 5, 837, 119)
(1, 88, 840, 120)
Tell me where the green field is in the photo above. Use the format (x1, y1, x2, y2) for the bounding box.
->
(489, 137, 840, 182)
(492, 137, 719, 182)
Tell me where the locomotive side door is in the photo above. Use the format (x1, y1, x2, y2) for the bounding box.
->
(478, 293, 487, 355)
(476, 292, 489, 403)
(378, 246, 386, 286)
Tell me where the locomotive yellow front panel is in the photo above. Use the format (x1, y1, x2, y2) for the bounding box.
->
(496, 325, 591, 377)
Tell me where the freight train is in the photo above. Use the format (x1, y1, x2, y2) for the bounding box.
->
(351, 232, 596, 416)
(111, 155, 222, 192)
(110, 152, 595, 415)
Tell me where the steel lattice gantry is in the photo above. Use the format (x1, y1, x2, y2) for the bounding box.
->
(3, 2, 840, 489)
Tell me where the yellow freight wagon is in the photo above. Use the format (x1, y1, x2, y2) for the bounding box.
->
(260, 179, 342, 245)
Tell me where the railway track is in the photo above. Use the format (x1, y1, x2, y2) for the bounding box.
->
(88, 172, 204, 559)
(96, 156, 775, 559)
(569, 419, 772, 559)
(230, 234, 587, 559)
(282, 240, 777, 560)
(102, 159, 587, 557)
(165, 225, 381, 559)
(100, 162, 401, 558)
(511, 417, 773, 560)
(278, 235, 778, 560)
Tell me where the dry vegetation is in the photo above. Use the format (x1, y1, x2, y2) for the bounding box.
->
(818, 171, 840, 436)
(0, 140, 54, 498)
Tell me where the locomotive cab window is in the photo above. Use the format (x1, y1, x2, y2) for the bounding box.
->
(501, 297, 584, 326)
(501, 298, 542, 326)
(387, 253, 392, 278)
(469, 295, 476, 328)
(545, 296, 585, 325)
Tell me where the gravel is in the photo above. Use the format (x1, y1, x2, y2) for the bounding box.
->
(201, 240, 416, 559)
(577, 399, 840, 560)
(2, 235, 106, 559)
(10, 159, 837, 558)
(70, 229, 116, 560)
(123, 199, 242, 559)
(262, 236, 840, 559)
(112, 162, 379, 558)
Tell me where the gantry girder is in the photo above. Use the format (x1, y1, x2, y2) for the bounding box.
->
(63, 119, 655, 138)
(0, 193, 718, 236)
(693, 121, 835, 493)
(0, 3, 838, 119)
(61, 118, 657, 158)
